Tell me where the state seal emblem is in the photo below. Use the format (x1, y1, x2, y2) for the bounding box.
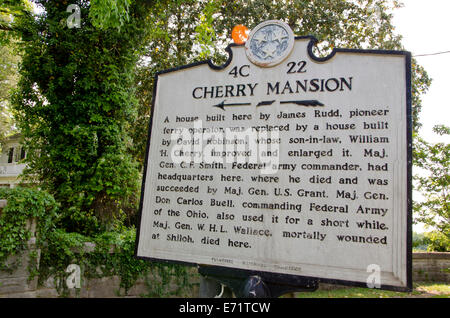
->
(245, 20, 295, 67)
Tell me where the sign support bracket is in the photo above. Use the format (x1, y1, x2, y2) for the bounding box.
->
(198, 266, 319, 298)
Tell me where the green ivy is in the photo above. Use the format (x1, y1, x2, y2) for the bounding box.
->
(10, 0, 154, 233)
(0, 187, 195, 297)
(0, 187, 59, 273)
(37, 226, 195, 297)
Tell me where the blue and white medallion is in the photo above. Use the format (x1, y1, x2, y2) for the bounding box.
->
(245, 20, 295, 67)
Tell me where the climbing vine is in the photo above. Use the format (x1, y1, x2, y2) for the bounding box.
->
(0, 187, 195, 297)
(10, 0, 156, 233)
(0, 187, 59, 273)
(37, 226, 196, 297)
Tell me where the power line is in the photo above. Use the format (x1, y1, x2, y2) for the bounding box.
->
(413, 50, 450, 57)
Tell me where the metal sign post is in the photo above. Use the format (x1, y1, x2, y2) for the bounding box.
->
(198, 265, 318, 298)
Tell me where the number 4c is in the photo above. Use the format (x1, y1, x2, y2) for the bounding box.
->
(229, 65, 250, 77)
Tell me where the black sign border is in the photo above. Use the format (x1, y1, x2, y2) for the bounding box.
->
(134, 36, 413, 293)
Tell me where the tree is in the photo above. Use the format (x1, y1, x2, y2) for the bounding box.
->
(131, 0, 431, 167)
(0, 38, 19, 148)
(10, 0, 155, 234)
(131, 0, 211, 168)
(0, 0, 33, 32)
(0, 0, 31, 148)
(414, 125, 450, 251)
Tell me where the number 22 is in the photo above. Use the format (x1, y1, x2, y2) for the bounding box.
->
(287, 61, 307, 74)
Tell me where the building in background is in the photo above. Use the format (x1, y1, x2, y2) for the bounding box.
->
(0, 134, 27, 188)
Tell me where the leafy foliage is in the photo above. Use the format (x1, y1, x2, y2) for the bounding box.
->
(423, 231, 449, 252)
(412, 231, 449, 253)
(0, 187, 59, 272)
(414, 125, 450, 250)
(0, 187, 195, 297)
(37, 226, 195, 296)
(412, 232, 428, 251)
(0, 1, 32, 147)
(0, 38, 19, 148)
(1, 1, 198, 296)
(89, 0, 133, 30)
(10, 1, 156, 232)
(0, 0, 33, 34)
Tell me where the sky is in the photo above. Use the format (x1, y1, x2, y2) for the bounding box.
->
(393, 0, 450, 143)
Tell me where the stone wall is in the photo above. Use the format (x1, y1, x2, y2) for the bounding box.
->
(412, 252, 450, 283)
(1, 250, 448, 297)
(0, 269, 200, 298)
(0, 214, 200, 298)
(0, 241, 40, 296)
(0, 241, 200, 298)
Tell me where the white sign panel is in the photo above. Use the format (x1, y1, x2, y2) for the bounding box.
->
(136, 21, 412, 291)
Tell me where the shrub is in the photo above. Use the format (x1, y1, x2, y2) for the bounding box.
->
(424, 231, 450, 252)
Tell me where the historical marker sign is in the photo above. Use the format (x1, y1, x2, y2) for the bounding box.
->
(135, 21, 412, 291)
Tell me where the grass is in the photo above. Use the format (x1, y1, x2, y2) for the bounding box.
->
(415, 282, 450, 295)
(292, 282, 449, 298)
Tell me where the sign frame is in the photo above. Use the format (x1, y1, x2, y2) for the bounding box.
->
(134, 35, 413, 293)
